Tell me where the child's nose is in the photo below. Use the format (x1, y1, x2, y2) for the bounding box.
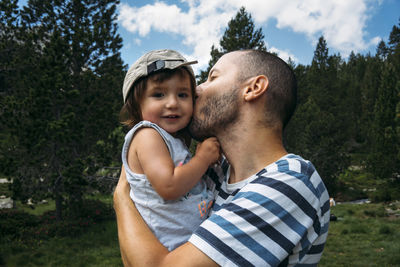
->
(166, 95, 178, 108)
(195, 84, 203, 98)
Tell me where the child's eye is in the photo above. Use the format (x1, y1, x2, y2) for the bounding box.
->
(152, 93, 164, 98)
(178, 93, 189, 98)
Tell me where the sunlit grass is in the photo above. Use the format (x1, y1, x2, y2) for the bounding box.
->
(16, 200, 56, 216)
(2, 196, 399, 266)
(320, 203, 400, 266)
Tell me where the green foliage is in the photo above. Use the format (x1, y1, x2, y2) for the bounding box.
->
(0, 209, 39, 239)
(1, 0, 125, 220)
(369, 182, 400, 202)
(285, 30, 400, 196)
(285, 37, 352, 196)
(367, 62, 400, 179)
(0, 198, 114, 243)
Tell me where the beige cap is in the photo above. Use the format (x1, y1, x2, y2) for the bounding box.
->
(122, 49, 198, 103)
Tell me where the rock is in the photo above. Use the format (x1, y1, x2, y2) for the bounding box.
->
(330, 214, 337, 221)
(0, 197, 14, 209)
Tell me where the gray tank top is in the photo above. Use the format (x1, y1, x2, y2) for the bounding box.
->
(122, 121, 214, 251)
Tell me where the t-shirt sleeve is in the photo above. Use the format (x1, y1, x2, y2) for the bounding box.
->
(189, 168, 327, 266)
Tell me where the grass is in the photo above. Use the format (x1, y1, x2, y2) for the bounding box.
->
(320, 203, 400, 267)
(2, 180, 400, 267)
(0, 183, 11, 196)
(1, 220, 122, 267)
(1, 194, 122, 267)
(2, 201, 399, 267)
(15, 200, 56, 216)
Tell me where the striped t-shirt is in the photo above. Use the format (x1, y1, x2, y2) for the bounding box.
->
(189, 154, 330, 266)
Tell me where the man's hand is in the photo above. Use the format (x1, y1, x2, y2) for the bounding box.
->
(113, 166, 218, 267)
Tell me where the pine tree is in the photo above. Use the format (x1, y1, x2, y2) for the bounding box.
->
(367, 20, 400, 180)
(389, 21, 400, 165)
(388, 19, 400, 53)
(0, 0, 21, 176)
(367, 62, 399, 178)
(198, 7, 266, 83)
(286, 36, 349, 195)
(340, 52, 366, 144)
(311, 36, 329, 71)
(2, 0, 124, 220)
(376, 40, 389, 60)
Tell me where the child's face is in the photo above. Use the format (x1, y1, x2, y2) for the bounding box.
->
(140, 72, 193, 135)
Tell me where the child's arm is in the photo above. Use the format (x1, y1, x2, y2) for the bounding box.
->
(129, 128, 220, 200)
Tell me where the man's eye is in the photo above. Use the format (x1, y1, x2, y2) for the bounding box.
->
(209, 75, 216, 81)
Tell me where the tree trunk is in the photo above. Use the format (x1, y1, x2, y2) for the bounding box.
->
(55, 176, 63, 221)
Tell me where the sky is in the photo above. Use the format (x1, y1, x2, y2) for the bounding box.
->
(117, 0, 400, 74)
(17, 0, 400, 74)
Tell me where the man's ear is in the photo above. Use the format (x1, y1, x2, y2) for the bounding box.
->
(243, 75, 268, 101)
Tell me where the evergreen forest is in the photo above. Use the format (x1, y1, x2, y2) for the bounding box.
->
(1, 1, 400, 224)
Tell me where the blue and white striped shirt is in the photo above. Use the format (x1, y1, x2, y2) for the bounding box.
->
(189, 154, 330, 266)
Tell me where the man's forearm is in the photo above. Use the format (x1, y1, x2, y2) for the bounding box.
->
(114, 167, 169, 266)
(113, 167, 218, 267)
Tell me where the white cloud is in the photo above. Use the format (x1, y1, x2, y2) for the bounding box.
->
(118, 1, 236, 71)
(244, 0, 379, 58)
(118, 0, 381, 70)
(369, 36, 382, 47)
(268, 46, 298, 63)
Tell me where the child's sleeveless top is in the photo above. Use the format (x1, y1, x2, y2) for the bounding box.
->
(122, 120, 214, 251)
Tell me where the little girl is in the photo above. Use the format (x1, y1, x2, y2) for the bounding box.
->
(120, 49, 220, 251)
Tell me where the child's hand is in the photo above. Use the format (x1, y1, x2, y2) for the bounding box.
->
(195, 137, 221, 165)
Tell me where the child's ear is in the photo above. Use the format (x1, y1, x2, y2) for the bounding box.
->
(243, 75, 268, 101)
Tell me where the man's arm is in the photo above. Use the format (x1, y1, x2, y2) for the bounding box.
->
(113, 166, 218, 267)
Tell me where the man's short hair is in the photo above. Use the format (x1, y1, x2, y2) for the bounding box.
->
(236, 50, 297, 129)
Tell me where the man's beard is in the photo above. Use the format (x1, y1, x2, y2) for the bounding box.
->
(189, 88, 239, 141)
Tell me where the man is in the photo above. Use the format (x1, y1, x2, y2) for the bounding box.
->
(113, 50, 330, 266)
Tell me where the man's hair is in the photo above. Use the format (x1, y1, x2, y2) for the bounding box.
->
(236, 50, 297, 129)
(120, 67, 196, 129)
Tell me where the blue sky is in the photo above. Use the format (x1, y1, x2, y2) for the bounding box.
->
(117, 0, 399, 74)
(18, 0, 400, 74)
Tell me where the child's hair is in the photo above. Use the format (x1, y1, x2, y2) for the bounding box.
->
(120, 67, 196, 129)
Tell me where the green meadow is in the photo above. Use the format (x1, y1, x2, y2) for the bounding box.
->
(1, 196, 399, 267)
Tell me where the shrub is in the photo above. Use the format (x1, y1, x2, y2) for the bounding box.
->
(65, 198, 114, 222)
(346, 208, 355, 215)
(0, 183, 12, 196)
(350, 223, 367, 234)
(341, 229, 349, 235)
(0, 209, 39, 239)
(370, 183, 400, 202)
(363, 206, 386, 217)
(378, 225, 393, 235)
